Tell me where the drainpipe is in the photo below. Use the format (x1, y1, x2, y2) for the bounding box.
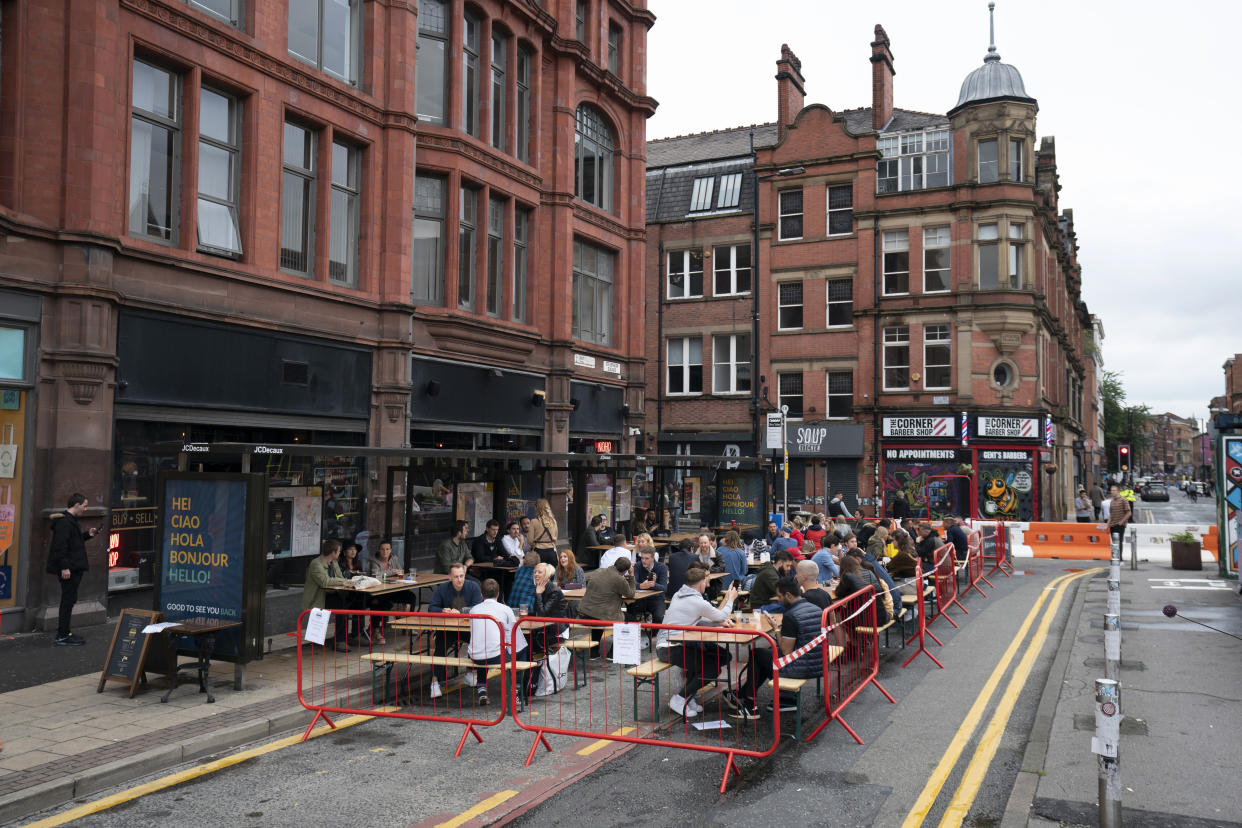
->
(872, 216, 882, 511)
(656, 237, 665, 453)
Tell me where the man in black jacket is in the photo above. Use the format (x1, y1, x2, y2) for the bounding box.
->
(915, 522, 943, 568)
(664, 538, 697, 599)
(46, 493, 98, 646)
(629, 547, 669, 623)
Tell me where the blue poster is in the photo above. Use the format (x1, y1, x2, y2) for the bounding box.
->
(159, 478, 248, 650)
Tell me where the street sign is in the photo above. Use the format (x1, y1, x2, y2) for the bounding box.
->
(765, 413, 783, 450)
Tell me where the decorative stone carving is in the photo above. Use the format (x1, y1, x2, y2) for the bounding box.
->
(60, 361, 108, 405)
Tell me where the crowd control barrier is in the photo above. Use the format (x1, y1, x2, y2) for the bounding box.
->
(805, 586, 895, 744)
(962, 530, 993, 599)
(982, 521, 1013, 578)
(295, 608, 509, 755)
(510, 616, 782, 793)
(901, 563, 944, 669)
(928, 544, 967, 628)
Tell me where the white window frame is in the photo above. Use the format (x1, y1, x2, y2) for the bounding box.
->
(666, 337, 702, 395)
(777, 281, 803, 330)
(882, 229, 910, 296)
(826, 278, 852, 327)
(689, 177, 714, 212)
(923, 324, 951, 390)
(712, 244, 750, 296)
(923, 226, 951, 293)
(827, 183, 853, 236)
(667, 249, 703, 299)
(877, 128, 950, 193)
(778, 188, 803, 240)
(778, 373, 803, 419)
(717, 173, 742, 209)
(883, 325, 910, 391)
(712, 333, 750, 395)
(825, 370, 853, 419)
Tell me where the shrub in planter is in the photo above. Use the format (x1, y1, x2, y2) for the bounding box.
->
(1169, 530, 1202, 571)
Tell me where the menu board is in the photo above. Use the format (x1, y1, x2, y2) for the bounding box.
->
(717, 472, 764, 528)
(97, 608, 164, 698)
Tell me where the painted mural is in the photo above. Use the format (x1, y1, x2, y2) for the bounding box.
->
(977, 449, 1036, 521)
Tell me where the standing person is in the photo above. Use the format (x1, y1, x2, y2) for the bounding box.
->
(1088, 481, 1105, 521)
(829, 491, 853, 520)
(891, 491, 912, 521)
(46, 493, 99, 646)
(529, 498, 559, 567)
(435, 520, 473, 574)
(1074, 489, 1094, 522)
(655, 567, 739, 718)
(1107, 484, 1131, 552)
(301, 539, 351, 652)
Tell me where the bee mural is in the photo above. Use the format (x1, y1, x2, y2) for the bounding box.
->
(984, 474, 1018, 517)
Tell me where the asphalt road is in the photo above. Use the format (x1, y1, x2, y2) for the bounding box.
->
(18, 559, 1093, 828)
(1132, 489, 1219, 525)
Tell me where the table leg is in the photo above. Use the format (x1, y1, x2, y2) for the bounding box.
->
(198, 633, 218, 703)
(160, 632, 182, 703)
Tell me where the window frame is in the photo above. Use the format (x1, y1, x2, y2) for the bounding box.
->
(711, 333, 750, 395)
(195, 85, 242, 257)
(877, 128, 950, 193)
(666, 336, 703, 396)
(574, 105, 614, 212)
(186, 0, 243, 28)
(882, 325, 910, 391)
(457, 184, 478, 310)
(1009, 137, 1024, 182)
(129, 59, 182, 245)
(462, 11, 480, 138)
(485, 195, 505, 316)
(978, 137, 999, 183)
(415, 0, 449, 126)
(328, 139, 360, 287)
(826, 278, 853, 327)
(923, 324, 952, 390)
(412, 173, 447, 306)
(778, 188, 803, 240)
(515, 46, 532, 163)
(572, 237, 615, 346)
(712, 243, 751, 296)
(922, 225, 951, 293)
(666, 249, 704, 299)
(777, 281, 804, 330)
(826, 183, 853, 236)
(1008, 222, 1025, 289)
(279, 119, 316, 276)
(489, 31, 507, 151)
(825, 370, 853, 419)
(688, 177, 714, 212)
(512, 206, 529, 321)
(882, 229, 910, 296)
(575, 0, 587, 43)
(716, 173, 742, 209)
(778, 373, 804, 419)
(607, 22, 621, 75)
(287, 0, 362, 87)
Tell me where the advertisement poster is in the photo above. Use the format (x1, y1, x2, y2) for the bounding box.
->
(455, 481, 494, 537)
(505, 472, 541, 521)
(977, 449, 1036, 521)
(882, 448, 971, 518)
(585, 474, 613, 527)
(682, 477, 701, 514)
(1221, 436, 1241, 575)
(159, 477, 247, 655)
(717, 472, 763, 528)
(291, 492, 322, 558)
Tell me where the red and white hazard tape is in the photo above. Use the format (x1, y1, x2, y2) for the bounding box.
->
(774, 594, 876, 670)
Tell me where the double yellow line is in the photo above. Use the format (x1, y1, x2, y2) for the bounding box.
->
(902, 567, 1100, 828)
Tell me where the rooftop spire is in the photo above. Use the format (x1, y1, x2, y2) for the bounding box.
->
(985, 2, 1000, 63)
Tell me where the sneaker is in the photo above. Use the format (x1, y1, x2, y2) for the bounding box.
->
(669, 694, 699, 718)
(719, 689, 742, 711)
(476, 687, 489, 705)
(54, 634, 85, 647)
(429, 680, 443, 699)
(462, 672, 479, 687)
(728, 704, 760, 721)
(686, 696, 704, 715)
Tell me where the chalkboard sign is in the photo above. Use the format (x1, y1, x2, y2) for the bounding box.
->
(97, 608, 163, 698)
(717, 471, 765, 528)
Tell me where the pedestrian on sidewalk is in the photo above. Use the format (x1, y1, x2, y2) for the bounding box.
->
(1106, 484, 1131, 552)
(46, 493, 99, 646)
(1074, 488, 1094, 522)
(1088, 481, 1104, 520)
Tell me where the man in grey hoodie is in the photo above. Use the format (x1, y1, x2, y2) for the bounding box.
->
(655, 568, 738, 718)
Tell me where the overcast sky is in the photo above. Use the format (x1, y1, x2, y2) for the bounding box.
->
(646, 0, 1241, 429)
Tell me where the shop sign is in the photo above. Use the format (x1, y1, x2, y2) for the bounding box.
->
(884, 448, 960, 460)
(977, 416, 1038, 439)
(111, 506, 159, 532)
(882, 416, 955, 438)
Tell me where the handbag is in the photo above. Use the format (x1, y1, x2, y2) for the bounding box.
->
(535, 647, 571, 696)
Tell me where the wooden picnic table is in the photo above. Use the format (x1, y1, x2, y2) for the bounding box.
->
(712, 524, 759, 533)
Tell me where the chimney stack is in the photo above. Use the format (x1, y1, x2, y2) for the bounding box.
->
(870, 25, 894, 130)
(776, 44, 805, 137)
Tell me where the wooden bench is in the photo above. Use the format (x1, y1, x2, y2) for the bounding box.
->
(626, 658, 674, 720)
(774, 644, 842, 740)
(856, 618, 899, 648)
(361, 652, 540, 709)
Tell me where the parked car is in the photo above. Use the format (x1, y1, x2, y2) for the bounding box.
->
(1140, 484, 1170, 502)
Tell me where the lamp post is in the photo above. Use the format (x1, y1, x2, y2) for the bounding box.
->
(748, 130, 804, 458)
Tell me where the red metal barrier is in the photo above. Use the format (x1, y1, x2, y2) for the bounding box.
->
(901, 563, 944, 669)
(510, 616, 783, 793)
(294, 608, 509, 756)
(928, 544, 967, 628)
(805, 586, 895, 743)
(962, 530, 993, 599)
(986, 521, 1013, 577)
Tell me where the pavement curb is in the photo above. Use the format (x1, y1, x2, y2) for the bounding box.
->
(998, 569, 1100, 828)
(0, 705, 311, 826)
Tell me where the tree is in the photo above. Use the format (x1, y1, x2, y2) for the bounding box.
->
(1101, 370, 1150, 471)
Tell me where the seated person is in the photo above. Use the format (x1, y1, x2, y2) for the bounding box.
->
(945, 516, 970, 561)
(915, 523, 943, 567)
(769, 527, 799, 554)
(435, 520, 474, 574)
(811, 537, 841, 584)
(731, 577, 824, 719)
(842, 552, 892, 625)
(833, 554, 867, 601)
(555, 548, 586, 588)
(629, 546, 669, 623)
(467, 578, 528, 706)
(577, 556, 635, 646)
(507, 551, 541, 613)
(368, 539, 412, 642)
(748, 550, 796, 612)
(665, 538, 698, 598)
(501, 519, 528, 562)
(575, 514, 606, 568)
(887, 530, 920, 579)
(301, 539, 350, 652)
(655, 567, 739, 718)
(427, 563, 483, 698)
(598, 532, 632, 570)
(717, 532, 748, 589)
(795, 560, 832, 609)
(472, 519, 513, 567)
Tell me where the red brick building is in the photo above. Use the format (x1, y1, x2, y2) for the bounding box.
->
(644, 19, 1095, 526)
(1225, 356, 1242, 414)
(0, 0, 654, 632)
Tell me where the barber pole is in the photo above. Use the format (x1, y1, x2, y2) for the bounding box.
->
(1044, 417, 1054, 447)
(960, 412, 969, 446)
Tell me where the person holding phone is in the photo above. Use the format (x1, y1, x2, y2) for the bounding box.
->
(46, 493, 99, 646)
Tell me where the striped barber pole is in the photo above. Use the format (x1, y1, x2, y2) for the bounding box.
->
(961, 411, 969, 446)
(1044, 417, 1054, 447)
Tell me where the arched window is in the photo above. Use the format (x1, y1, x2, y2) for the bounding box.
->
(574, 105, 614, 211)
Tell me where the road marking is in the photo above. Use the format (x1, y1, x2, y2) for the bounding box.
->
(900, 569, 1085, 828)
(18, 713, 383, 828)
(578, 727, 636, 756)
(434, 790, 518, 828)
(937, 568, 1100, 827)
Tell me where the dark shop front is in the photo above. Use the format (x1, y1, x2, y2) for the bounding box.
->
(784, 421, 864, 514)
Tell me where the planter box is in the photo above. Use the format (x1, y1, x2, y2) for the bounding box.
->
(1170, 540, 1202, 571)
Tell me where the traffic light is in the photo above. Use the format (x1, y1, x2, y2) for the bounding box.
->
(1118, 444, 1130, 471)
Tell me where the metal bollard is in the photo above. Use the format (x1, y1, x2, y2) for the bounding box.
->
(1103, 614, 1121, 681)
(1107, 578, 1121, 619)
(1093, 678, 1122, 827)
(1129, 528, 1138, 571)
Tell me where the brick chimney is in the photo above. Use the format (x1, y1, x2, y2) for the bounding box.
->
(870, 24, 894, 130)
(775, 44, 805, 137)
